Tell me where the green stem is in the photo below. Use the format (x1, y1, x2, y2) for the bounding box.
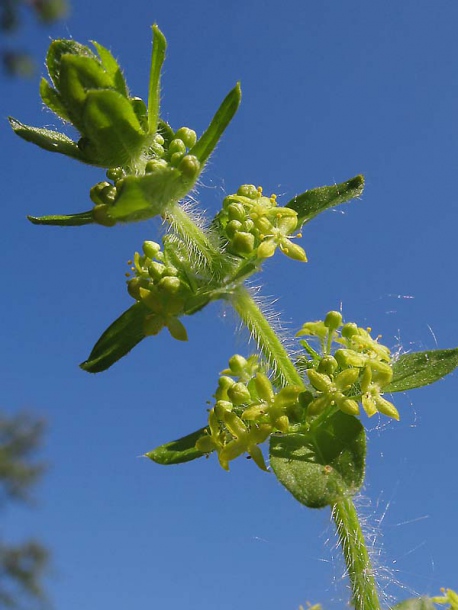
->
(230, 286, 304, 388)
(332, 497, 381, 610)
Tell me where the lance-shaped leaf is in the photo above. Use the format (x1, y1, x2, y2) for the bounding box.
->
(148, 24, 167, 134)
(189, 82, 241, 166)
(91, 41, 129, 97)
(28, 211, 95, 226)
(385, 347, 458, 393)
(286, 174, 364, 227)
(391, 598, 436, 610)
(270, 411, 366, 508)
(146, 427, 209, 465)
(8, 118, 87, 162)
(80, 302, 149, 373)
(46, 39, 95, 89)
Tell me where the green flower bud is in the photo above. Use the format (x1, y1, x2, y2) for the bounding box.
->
(145, 159, 168, 172)
(274, 415, 290, 433)
(106, 167, 124, 181)
(307, 369, 333, 392)
(338, 398, 360, 416)
(151, 142, 165, 158)
(226, 220, 243, 239)
(308, 396, 330, 416)
(178, 154, 200, 179)
(142, 241, 161, 259)
(253, 216, 273, 234)
(227, 203, 246, 222)
(154, 134, 165, 146)
(228, 354, 248, 375)
(275, 386, 302, 408)
(215, 376, 235, 401)
(317, 355, 338, 376)
(126, 277, 148, 300)
(231, 231, 255, 255)
(169, 138, 186, 155)
(254, 373, 274, 402)
(158, 276, 181, 294)
(214, 400, 233, 417)
(237, 184, 259, 199)
(324, 310, 343, 331)
(341, 322, 358, 339)
(170, 152, 184, 167)
(334, 348, 367, 368)
(148, 261, 166, 280)
(227, 382, 252, 405)
(335, 368, 360, 391)
(241, 219, 255, 233)
(90, 181, 113, 205)
(92, 204, 116, 226)
(174, 127, 197, 148)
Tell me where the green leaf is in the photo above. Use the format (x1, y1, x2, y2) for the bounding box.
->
(8, 117, 87, 162)
(391, 597, 436, 610)
(190, 83, 242, 166)
(39, 78, 71, 122)
(148, 24, 167, 134)
(46, 39, 95, 88)
(270, 411, 366, 508)
(91, 41, 129, 97)
(27, 211, 94, 226)
(81, 89, 147, 166)
(286, 175, 365, 227)
(80, 302, 149, 373)
(145, 427, 209, 465)
(386, 347, 458, 393)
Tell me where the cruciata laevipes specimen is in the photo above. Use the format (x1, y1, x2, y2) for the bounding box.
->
(9, 24, 458, 610)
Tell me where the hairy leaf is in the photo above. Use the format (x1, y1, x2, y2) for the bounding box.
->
(27, 211, 94, 226)
(286, 175, 364, 226)
(386, 347, 458, 393)
(270, 411, 366, 508)
(80, 302, 149, 373)
(145, 427, 209, 465)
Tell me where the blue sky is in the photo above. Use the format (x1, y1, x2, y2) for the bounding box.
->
(2, 1, 458, 608)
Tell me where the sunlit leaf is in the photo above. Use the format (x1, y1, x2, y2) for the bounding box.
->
(270, 411, 366, 508)
(80, 302, 149, 373)
(386, 348, 458, 393)
(286, 175, 364, 227)
(145, 427, 209, 465)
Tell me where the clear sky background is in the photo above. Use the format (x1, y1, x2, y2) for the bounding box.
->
(2, 1, 458, 609)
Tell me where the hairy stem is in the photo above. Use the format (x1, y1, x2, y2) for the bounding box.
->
(332, 497, 381, 610)
(230, 286, 304, 387)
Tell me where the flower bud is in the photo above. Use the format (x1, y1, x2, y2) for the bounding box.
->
(225, 220, 243, 239)
(158, 276, 181, 295)
(90, 181, 113, 205)
(227, 382, 252, 405)
(341, 322, 358, 339)
(231, 231, 255, 255)
(338, 398, 360, 416)
(237, 184, 259, 199)
(178, 154, 200, 179)
(174, 127, 197, 148)
(215, 376, 235, 401)
(307, 369, 333, 392)
(106, 167, 124, 181)
(227, 203, 246, 222)
(169, 138, 186, 155)
(170, 152, 184, 167)
(228, 354, 248, 375)
(254, 373, 274, 402)
(317, 355, 338, 376)
(142, 241, 161, 259)
(148, 261, 166, 280)
(334, 348, 367, 368)
(324, 311, 343, 331)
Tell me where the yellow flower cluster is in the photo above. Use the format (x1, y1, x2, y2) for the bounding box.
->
(297, 311, 399, 420)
